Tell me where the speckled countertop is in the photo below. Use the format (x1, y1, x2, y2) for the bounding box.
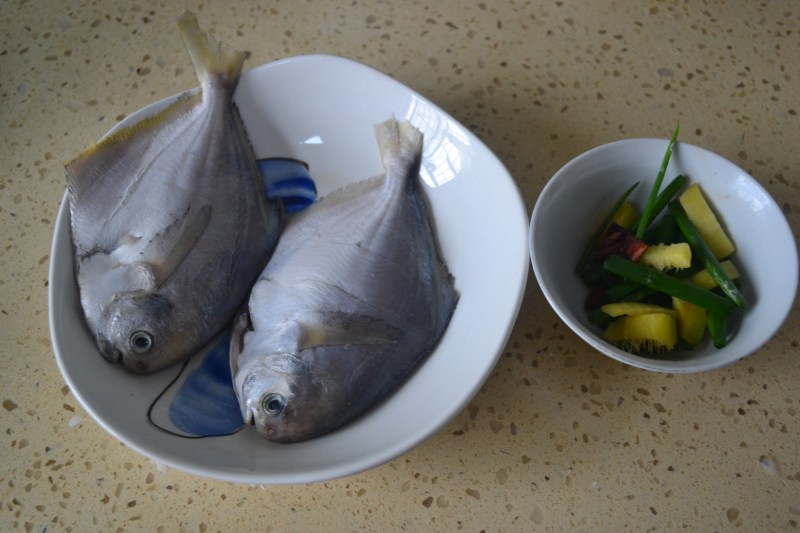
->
(2, 1, 799, 531)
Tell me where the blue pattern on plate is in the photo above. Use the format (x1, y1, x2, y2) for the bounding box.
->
(167, 331, 244, 435)
(166, 158, 316, 437)
(259, 158, 317, 213)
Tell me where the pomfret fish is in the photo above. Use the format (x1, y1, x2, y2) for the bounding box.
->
(65, 12, 282, 375)
(230, 118, 458, 443)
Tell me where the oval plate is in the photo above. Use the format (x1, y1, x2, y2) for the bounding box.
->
(49, 55, 529, 484)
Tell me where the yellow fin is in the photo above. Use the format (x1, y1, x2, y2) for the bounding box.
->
(64, 92, 203, 198)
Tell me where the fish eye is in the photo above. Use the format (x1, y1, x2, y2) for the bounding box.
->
(261, 393, 286, 415)
(129, 331, 154, 354)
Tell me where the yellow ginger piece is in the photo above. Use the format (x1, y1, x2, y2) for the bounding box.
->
(639, 242, 692, 271)
(604, 313, 677, 352)
(688, 260, 740, 290)
(600, 302, 677, 318)
(610, 201, 639, 231)
(679, 183, 735, 259)
(671, 297, 707, 347)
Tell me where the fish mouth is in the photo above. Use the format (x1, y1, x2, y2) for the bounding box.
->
(242, 404, 255, 425)
(120, 357, 155, 375)
(96, 335, 122, 364)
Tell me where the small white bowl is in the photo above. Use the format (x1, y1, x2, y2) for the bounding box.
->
(529, 138, 798, 373)
(49, 55, 529, 484)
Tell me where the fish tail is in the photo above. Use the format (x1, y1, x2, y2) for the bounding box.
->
(374, 118, 424, 191)
(176, 11, 246, 89)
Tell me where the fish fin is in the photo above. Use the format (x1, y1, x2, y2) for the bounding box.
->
(296, 310, 404, 351)
(65, 92, 200, 208)
(374, 118, 424, 192)
(314, 173, 384, 207)
(128, 262, 158, 292)
(229, 310, 251, 380)
(176, 11, 246, 88)
(140, 204, 212, 287)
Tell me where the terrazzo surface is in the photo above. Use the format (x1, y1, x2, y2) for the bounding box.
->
(2, 1, 799, 531)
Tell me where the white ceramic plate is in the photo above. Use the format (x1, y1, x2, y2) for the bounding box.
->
(49, 55, 529, 484)
(530, 138, 798, 372)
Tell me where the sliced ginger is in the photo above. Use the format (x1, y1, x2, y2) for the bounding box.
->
(639, 242, 692, 271)
(671, 297, 707, 347)
(688, 260, 740, 290)
(610, 201, 639, 231)
(604, 312, 677, 352)
(678, 183, 735, 259)
(600, 302, 676, 318)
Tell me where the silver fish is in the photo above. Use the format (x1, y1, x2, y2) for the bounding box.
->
(65, 12, 282, 375)
(230, 118, 458, 443)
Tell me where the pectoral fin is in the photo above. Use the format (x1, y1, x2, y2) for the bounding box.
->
(229, 310, 251, 379)
(140, 203, 212, 287)
(296, 310, 404, 351)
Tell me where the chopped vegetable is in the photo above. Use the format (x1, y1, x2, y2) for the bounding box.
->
(586, 280, 658, 316)
(610, 201, 639, 231)
(639, 242, 692, 271)
(601, 302, 676, 318)
(577, 124, 746, 356)
(603, 255, 736, 315)
(632, 174, 687, 236)
(594, 223, 649, 263)
(707, 310, 729, 348)
(688, 260, 740, 290)
(604, 313, 677, 352)
(635, 123, 680, 239)
(678, 183, 735, 259)
(604, 280, 653, 301)
(645, 213, 681, 245)
(672, 297, 707, 347)
(576, 182, 640, 275)
(668, 201, 745, 307)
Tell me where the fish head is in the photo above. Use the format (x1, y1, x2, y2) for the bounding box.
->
(96, 290, 187, 375)
(234, 352, 328, 443)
